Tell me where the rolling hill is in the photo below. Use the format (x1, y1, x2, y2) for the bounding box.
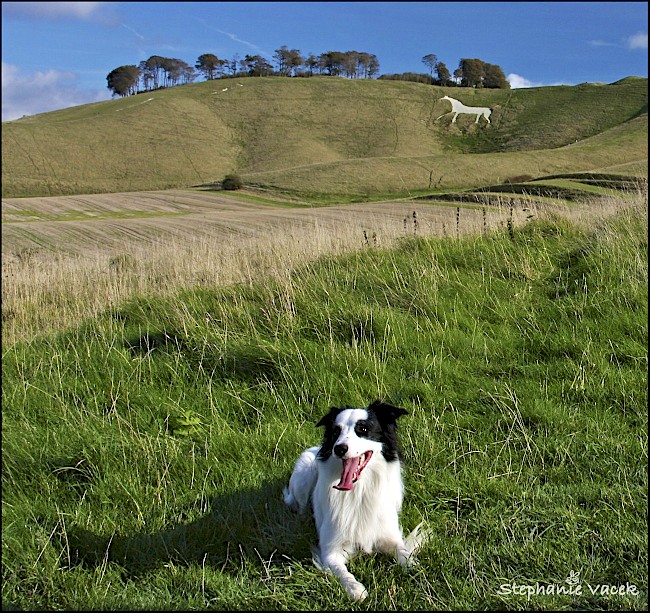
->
(1, 75, 647, 199)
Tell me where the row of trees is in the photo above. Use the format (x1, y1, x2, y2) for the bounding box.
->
(106, 47, 508, 97)
(106, 48, 380, 96)
(381, 56, 509, 89)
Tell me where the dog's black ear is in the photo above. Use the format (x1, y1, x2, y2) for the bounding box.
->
(369, 400, 407, 422)
(316, 406, 342, 428)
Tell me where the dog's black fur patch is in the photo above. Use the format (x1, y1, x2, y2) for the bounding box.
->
(315, 400, 407, 462)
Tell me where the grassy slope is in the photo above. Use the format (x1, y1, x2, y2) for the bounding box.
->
(2, 199, 647, 610)
(2, 76, 647, 198)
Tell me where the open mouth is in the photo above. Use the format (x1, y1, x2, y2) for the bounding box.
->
(333, 451, 373, 491)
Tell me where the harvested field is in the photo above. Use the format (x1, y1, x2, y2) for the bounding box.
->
(2, 188, 526, 256)
(1, 188, 534, 343)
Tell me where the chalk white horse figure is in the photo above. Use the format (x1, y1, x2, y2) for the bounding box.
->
(438, 95, 491, 124)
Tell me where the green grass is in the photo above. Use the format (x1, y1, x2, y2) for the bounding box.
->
(2, 195, 647, 610)
(2, 76, 647, 198)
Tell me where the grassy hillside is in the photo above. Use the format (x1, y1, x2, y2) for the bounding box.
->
(2, 194, 647, 610)
(2, 76, 647, 198)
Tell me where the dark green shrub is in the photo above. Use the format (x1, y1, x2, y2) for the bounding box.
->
(222, 174, 243, 190)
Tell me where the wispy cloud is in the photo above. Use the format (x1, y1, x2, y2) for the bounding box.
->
(119, 23, 187, 57)
(589, 32, 648, 51)
(2, 61, 110, 122)
(2, 2, 117, 24)
(589, 39, 619, 48)
(193, 17, 271, 56)
(214, 28, 261, 51)
(626, 32, 648, 50)
(121, 23, 145, 41)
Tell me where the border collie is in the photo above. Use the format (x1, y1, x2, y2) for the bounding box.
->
(283, 400, 427, 601)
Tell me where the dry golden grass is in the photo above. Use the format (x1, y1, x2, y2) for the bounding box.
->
(2, 188, 644, 344)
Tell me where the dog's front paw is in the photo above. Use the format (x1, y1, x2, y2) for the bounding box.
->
(344, 580, 368, 602)
(398, 550, 419, 568)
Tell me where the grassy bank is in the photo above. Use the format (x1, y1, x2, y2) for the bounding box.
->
(2, 193, 647, 610)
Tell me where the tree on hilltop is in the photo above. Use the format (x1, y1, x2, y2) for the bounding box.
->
(240, 54, 273, 76)
(422, 53, 438, 78)
(435, 61, 452, 86)
(161, 58, 196, 86)
(456, 58, 509, 88)
(319, 51, 346, 76)
(482, 62, 510, 89)
(106, 65, 140, 97)
(317, 50, 379, 78)
(458, 58, 484, 88)
(227, 54, 240, 76)
(356, 51, 379, 78)
(139, 55, 166, 90)
(274, 46, 304, 76)
(137, 56, 195, 90)
(196, 53, 227, 80)
(304, 53, 319, 76)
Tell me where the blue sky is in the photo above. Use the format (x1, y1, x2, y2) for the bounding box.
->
(2, 1, 647, 121)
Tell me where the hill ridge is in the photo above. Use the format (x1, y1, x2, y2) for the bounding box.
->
(2, 76, 647, 198)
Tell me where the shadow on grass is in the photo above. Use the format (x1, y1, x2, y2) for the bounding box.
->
(58, 478, 315, 579)
(124, 331, 186, 357)
(123, 331, 285, 383)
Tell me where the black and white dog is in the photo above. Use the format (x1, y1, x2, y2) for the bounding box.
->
(283, 400, 426, 601)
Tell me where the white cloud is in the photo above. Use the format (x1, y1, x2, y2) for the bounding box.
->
(626, 32, 648, 50)
(2, 2, 117, 24)
(507, 74, 544, 89)
(2, 62, 111, 121)
(507, 73, 572, 89)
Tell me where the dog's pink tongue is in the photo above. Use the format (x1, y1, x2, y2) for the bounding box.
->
(334, 456, 362, 491)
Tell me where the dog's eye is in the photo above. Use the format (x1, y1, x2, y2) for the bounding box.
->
(355, 423, 368, 436)
(332, 426, 341, 437)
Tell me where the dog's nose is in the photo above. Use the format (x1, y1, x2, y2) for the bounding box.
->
(334, 443, 348, 458)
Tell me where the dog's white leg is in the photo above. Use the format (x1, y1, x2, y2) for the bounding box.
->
(396, 541, 417, 567)
(378, 522, 430, 567)
(377, 534, 414, 567)
(283, 447, 319, 513)
(319, 549, 368, 602)
(402, 522, 432, 566)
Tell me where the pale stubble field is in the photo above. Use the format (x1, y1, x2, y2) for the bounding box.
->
(2, 188, 536, 344)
